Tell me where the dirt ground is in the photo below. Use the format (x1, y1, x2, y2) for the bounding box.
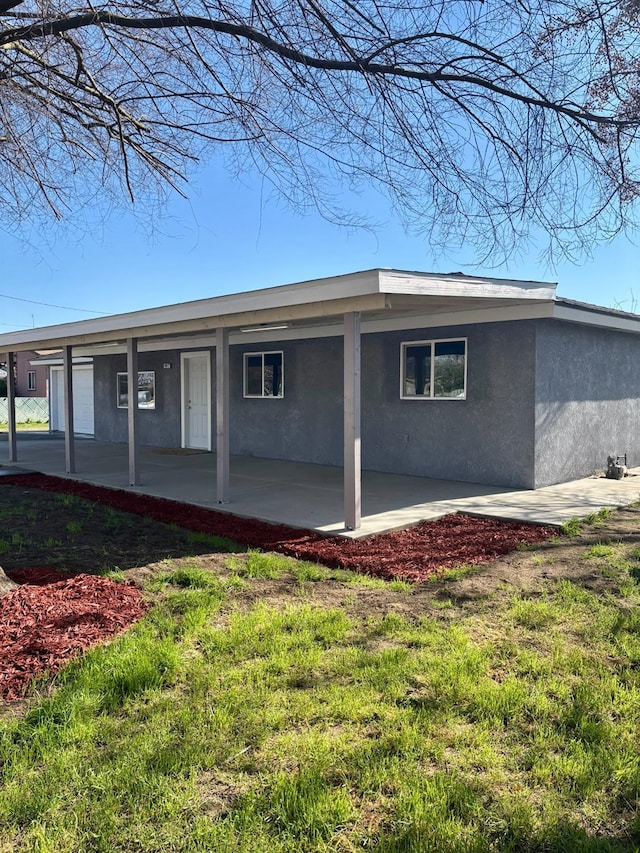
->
(2, 482, 636, 618)
(184, 509, 640, 624)
(1, 478, 638, 706)
(0, 473, 554, 581)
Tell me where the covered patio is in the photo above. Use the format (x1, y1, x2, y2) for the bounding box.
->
(2, 434, 639, 536)
(0, 269, 562, 532)
(4, 269, 640, 534)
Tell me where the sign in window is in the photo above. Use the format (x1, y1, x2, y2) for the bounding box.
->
(117, 371, 156, 409)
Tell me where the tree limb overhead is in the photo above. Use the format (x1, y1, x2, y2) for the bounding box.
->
(1, 0, 639, 260)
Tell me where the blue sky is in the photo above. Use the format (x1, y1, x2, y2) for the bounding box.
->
(1, 159, 638, 332)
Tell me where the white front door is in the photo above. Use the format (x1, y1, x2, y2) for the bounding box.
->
(181, 353, 211, 450)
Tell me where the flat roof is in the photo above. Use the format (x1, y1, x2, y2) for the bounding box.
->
(10, 269, 640, 351)
(0, 268, 562, 353)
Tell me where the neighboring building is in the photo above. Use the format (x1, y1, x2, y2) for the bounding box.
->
(13, 350, 59, 397)
(1, 269, 639, 528)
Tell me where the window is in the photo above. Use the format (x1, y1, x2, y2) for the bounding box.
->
(401, 338, 466, 399)
(27, 371, 36, 392)
(117, 371, 156, 409)
(243, 351, 284, 398)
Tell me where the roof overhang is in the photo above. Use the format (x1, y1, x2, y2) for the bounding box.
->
(0, 268, 559, 354)
(552, 299, 640, 334)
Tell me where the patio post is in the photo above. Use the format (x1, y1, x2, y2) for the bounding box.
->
(127, 337, 140, 486)
(216, 326, 230, 503)
(63, 345, 75, 474)
(344, 311, 361, 530)
(5, 352, 17, 463)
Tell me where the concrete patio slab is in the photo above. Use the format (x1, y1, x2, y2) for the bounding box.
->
(2, 434, 639, 537)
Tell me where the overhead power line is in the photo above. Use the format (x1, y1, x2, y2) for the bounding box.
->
(0, 292, 112, 315)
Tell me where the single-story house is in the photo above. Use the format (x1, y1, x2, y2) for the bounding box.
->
(1, 268, 639, 530)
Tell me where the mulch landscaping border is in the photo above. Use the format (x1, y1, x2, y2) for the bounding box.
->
(0, 472, 555, 583)
(1, 574, 149, 701)
(0, 471, 557, 700)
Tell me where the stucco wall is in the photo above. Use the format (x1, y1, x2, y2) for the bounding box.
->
(230, 322, 537, 488)
(93, 350, 185, 446)
(14, 351, 49, 398)
(92, 322, 538, 488)
(360, 323, 536, 487)
(534, 320, 640, 487)
(229, 339, 343, 465)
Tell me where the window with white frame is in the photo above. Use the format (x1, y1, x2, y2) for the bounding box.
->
(243, 351, 284, 398)
(117, 371, 156, 409)
(27, 371, 36, 392)
(401, 339, 467, 399)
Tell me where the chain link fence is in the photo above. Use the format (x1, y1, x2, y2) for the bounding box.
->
(0, 398, 49, 424)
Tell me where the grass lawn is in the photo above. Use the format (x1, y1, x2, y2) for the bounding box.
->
(0, 486, 639, 852)
(0, 421, 49, 431)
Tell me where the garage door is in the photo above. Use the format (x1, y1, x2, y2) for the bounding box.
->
(50, 366, 95, 435)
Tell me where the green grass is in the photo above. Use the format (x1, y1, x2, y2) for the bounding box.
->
(1, 491, 640, 851)
(226, 550, 414, 591)
(562, 508, 615, 538)
(1, 565, 639, 852)
(561, 516, 582, 537)
(434, 563, 477, 582)
(185, 530, 239, 553)
(0, 420, 49, 431)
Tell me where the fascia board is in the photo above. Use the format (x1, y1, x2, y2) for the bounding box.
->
(379, 269, 557, 300)
(0, 268, 560, 354)
(0, 268, 563, 354)
(360, 301, 555, 334)
(0, 289, 389, 353)
(552, 304, 640, 333)
(0, 270, 382, 352)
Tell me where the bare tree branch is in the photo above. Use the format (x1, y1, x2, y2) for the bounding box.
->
(0, 0, 639, 261)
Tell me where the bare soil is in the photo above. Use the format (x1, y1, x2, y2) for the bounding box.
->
(1, 473, 636, 704)
(196, 515, 638, 625)
(0, 472, 553, 581)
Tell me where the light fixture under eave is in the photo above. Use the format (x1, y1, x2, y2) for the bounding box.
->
(239, 324, 290, 333)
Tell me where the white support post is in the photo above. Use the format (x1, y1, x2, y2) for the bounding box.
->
(344, 311, 361, 530)
(127, 337, 140, 486)
(216, 326, 230, 503)
(63, 345, 75, 474)
(6, 352, 17, 463)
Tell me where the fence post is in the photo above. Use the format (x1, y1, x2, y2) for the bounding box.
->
(6, 353, 17, 463)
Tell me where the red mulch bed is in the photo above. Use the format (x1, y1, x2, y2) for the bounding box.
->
(0, 574, 149, 701)
(0, 472, 555, 582)
(0, 472, 555, 702)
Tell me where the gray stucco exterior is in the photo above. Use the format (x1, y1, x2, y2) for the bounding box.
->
(534, 319, 640, 487)
(93, 320, 538, 489)
(94, 349, 185, 447)
(90, 315, 640, 490)
(360, 323, 536, 488)
(236, 324, 538, 488)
